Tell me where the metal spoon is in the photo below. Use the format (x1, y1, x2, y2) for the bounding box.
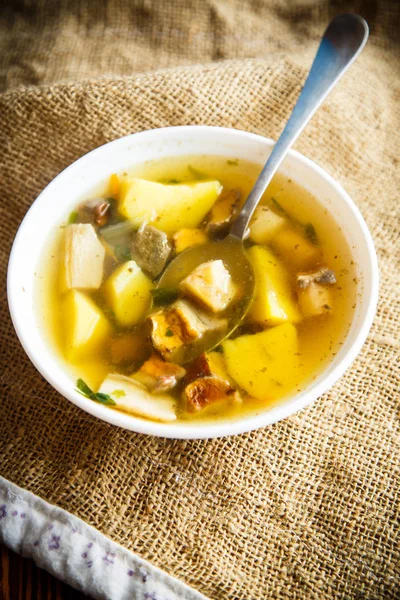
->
(157, 13, 369, 362)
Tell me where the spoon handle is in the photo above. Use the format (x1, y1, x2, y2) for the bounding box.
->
(230, 13, 369, 240)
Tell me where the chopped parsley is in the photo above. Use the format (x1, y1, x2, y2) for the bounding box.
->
(165, 329, 174, 337)
(75, 378, 116, 406)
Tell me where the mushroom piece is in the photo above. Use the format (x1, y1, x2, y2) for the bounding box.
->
(76, 198, 112, 227)
(131, 224, 173, 279)
(134, 354, 186, 393)
(296, 267, 336, 289)
(206, 188, 241, 238)
(148, 299, 227, 361)
(184, 377, 241, 413)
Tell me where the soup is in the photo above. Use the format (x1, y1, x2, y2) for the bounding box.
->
(38, 156, 356, 423)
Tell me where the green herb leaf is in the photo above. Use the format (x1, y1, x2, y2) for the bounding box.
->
(115, 245, 131, 262)
(68, 211, 78, 224)
(226, 159, 238, 166)
(151, 287, 179, 306)
(75, 378, 116, 406)
(304, 223, 319, 245)
(165, 329, 174, 337)
(94, 393, 116, 405)
(76, 378, 93, 397)
(111, 389, 126, 398)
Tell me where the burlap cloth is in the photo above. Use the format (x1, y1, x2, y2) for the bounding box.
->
(1, 1, 399, 599)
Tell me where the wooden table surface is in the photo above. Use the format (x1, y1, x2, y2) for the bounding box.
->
(0, 545, 89, 600)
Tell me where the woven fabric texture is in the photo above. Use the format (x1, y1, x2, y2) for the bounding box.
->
(1, 0, 400, 92)
(1, 2, 400, 599)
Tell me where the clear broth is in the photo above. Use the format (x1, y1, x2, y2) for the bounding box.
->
(36, 155, 357, 423)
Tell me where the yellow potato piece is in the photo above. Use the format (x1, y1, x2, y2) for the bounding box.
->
(118, 178, 222, 235)
(63, 290, 111, 361)
(103, 260, 153, 327)
(273, 228, 321, 270)
(173, 228, 208, 254)
(249, 206, 286, 244)
(247, 246, 301, 325)
(222, 323, 299, 400)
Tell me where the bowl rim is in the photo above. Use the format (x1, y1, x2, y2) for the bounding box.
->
(7, 125, 379, 439)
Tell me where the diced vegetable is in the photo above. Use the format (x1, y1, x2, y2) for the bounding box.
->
(98, 374, 177, 422)
(93, 200, 111, 227)
(118, 178, 222, 235)
(148, 299, 227, 361)
(296, 267, 336, 289)
(184, 377, 241, 412)
(110, 332, 150, 365)
(249, 206, 286, 244)
(62, 224, 105, 290)
(99, 220, 136, 245)
(131, 225, 172, 279)
(149, 299, 208, 360)
(173, 228, 208, 254)
(247, 246, 301, 325)
(206, 188, 241, 238)
(109, 173, 120, 199)
(272, 228, 321, 269)
(62, 290, 111, 361)
(222, 323, 299, 400)
(103, 260, 153, 327)
(180, 260, 236, 313)
(133, 354, 186, 392)
(184, 351, 231, 385)
(298, 282, 333, 318)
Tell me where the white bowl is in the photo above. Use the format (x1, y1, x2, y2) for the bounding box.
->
(7, 126, 379, 439)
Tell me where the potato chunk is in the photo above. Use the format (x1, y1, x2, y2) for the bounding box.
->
(180, 260, 236, 313)
(63, 290, 110, 361)
(99, 374, 177, 422)
(103, 260, 153, 327)
(222, 323, 299, 400)
(63, 224, 105, 290)
(247, 246, 301, 325)
(249, 206, 286, 244)
(272, 228, 321, 270)
(119, 178, 222, 235)
(298, 282, 333, 318)
(131, 225, 172, 279)
(133, 354, 186, 392)
(173, 228, 208, 254)
(184, 377, 241, 413)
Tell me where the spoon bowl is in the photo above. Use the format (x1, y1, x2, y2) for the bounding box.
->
(156, 235, 255, 363)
